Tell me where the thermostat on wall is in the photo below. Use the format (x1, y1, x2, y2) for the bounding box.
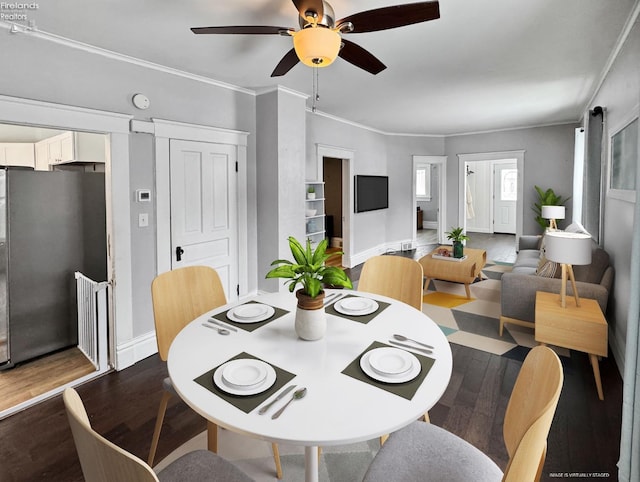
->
(136, 189, 151, 202)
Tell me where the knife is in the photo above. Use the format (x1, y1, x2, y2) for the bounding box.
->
(207, 318, 238, 332)
(388, 340, 433, 356)
(258, 385, 297, 415)
(322, 292, 338, 306)
(324, 292, 346, 307)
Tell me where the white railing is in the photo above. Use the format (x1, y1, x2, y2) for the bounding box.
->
(75, 272, 109, 370)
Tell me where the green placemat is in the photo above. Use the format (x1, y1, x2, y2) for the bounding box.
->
(211, 301, 290, 332)
(341, 341, 435, 400)
(326, 294, 390, 324)
(194, 352, 296, 413)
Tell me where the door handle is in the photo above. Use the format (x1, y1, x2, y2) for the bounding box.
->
(176, 246, 184, 261)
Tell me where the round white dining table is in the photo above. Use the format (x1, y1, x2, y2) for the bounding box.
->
(168, 289, 452, 482)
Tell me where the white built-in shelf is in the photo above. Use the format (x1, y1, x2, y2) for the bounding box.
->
(305, 181, 325, 242)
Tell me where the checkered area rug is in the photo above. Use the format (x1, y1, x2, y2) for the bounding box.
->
(422, 261, 569, 360)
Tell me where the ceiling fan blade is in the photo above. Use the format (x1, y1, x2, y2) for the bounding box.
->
(291, 0, 324, 20)
(338, 39, 386, 75)
(271, 48, 300, 77)
(191, 26, 292, 35)
(337, 1, 440, 33)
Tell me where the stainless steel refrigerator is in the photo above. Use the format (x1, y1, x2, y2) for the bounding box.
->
(0, 167, 106, 369)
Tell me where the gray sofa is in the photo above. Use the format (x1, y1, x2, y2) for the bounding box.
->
(499, 231, 614, 336)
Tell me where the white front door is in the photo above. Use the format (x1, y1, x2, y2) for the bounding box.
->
(493, 162, 517, 234)
(169, 139, 239, 302)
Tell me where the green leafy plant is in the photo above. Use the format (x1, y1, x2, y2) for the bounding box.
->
(445, 226, 470, 243)
(307, 186, 315, 193)
(532, 186, 570, 231)
(266, 236, 352, 298)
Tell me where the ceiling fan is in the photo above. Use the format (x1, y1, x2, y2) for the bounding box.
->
(191, 0, 440, 77)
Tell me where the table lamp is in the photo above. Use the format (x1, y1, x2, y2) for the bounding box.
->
(544, 231, 592, 308)
(541, 205, 565, 231)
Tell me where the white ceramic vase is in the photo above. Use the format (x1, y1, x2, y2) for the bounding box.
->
(294, 306, 326, 340)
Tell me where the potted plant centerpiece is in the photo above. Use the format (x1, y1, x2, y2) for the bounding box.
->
(445, 227, 470, 259)
(266, 236, 352, 340)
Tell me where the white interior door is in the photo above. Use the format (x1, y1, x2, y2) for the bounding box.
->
(493, 162, 517, 234)
(170, 139, 239, 302)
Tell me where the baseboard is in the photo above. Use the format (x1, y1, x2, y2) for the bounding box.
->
(115, 331, 158, 370)
(422, 221, 438, 229)
(350, 244, 388, 267)
(609, 327, 625, 379)
(349, 241, 412, 268)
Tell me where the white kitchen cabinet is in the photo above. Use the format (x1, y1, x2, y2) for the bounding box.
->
(0, 143, 35, 168)
(35, 131, 105, 166)
(35, 141, 49, 171)
(74, 132, 106, 162)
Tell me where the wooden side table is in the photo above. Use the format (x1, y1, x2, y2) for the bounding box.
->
(535, 291, 608, 400)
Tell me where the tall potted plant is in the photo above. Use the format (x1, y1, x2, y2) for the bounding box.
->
(532, 186, 570, 231)
(445, 227, 470, 258)
(266, 236, 352, 340)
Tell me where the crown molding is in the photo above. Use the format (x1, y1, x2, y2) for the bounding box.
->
(0, 21, 255, 96)
(583, 0, 640, 114)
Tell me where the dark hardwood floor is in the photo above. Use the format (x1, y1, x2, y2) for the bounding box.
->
(0, 234, 623, 481)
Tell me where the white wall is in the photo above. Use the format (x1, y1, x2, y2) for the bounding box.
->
(306, 114, 445, 258)
(588, 14, 640, 371)
(257, 88, 307, 292)
(2, 14, 636, 374)
(444, 124, 578, 235)
(0, 34, 258, 345)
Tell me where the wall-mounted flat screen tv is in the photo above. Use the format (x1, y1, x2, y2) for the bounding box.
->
(355, 175, 389, 213)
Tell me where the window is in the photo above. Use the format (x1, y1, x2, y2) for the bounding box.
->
(416, 163, 431, 201)
(501, 169, 518, 201)
(610, 117, 638, 192)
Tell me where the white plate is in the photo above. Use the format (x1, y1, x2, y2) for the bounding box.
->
(367, 347, 414, 376)
(227, 304, 275, 323)
(360, 349, 421, 384)
(334, 297, 379, 316)
(222, 359, 269, 388)
(213, 360, 277, 396)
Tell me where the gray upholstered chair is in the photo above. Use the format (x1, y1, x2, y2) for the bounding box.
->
(63, 387, 254, 482)
(363, 345, 564, 482)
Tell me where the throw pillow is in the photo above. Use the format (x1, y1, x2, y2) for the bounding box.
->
(536, 255, 558, 278)
(536, 237, 558, 277)
(565, 222, 590, 235)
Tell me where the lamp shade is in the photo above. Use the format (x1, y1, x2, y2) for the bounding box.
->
(544, 231, 592, 265)
(293, 27, 341, 67)
(541, 205, 566, 220)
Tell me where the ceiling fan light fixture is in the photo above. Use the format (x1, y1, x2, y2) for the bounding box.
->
(293, 27, 341, 67)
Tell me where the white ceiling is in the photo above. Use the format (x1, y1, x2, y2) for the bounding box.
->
(5, 0, 639, 135)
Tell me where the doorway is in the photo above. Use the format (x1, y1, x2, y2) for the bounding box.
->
(413, 155, 446, 246)
(315, 145, 354, 267)
(464, 159, 517, 235)
(0, 122, 112, 418)
(323, 157, 343, 264)
(458, 151, 524, 242)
